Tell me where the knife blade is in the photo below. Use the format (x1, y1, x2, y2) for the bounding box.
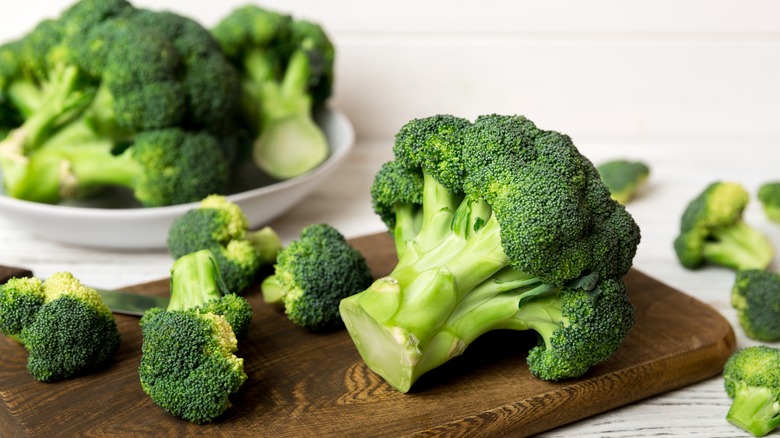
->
(0, 264, 168, 316)
(96, 289, 169, 316)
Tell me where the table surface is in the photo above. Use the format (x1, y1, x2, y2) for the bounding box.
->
(0, 136, 776, 437)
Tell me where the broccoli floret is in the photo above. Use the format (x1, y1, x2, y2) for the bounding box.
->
(596, 159, 650, 204)
(212, 5, 333, 179)
(731, 269, 780, 341)
(673, 182, 774, 271)
(723, 346, 780, 437)
(339, 114, 640, 392)
(758, 181, 780, 224)
(0, 0, 241, 206)
(0, 272, 120, 382)
(139, 250, 252, 423)
(261, 223, 373, 331)
(167, 194, 282, 293)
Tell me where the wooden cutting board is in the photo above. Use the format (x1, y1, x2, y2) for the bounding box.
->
(0, 232, 735, 437)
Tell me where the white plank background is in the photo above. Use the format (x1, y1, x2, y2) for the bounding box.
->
(0, 1, 779, 436)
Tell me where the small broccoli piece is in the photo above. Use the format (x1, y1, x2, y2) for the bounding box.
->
(723, 346, 780, 437)
(340, 114, 640, 392)
(596, 159, 650, 204)
(261, 223, 373, 331)
(0, 272, 120, 382)
(758, 181, 780, 224)
(212, 5, 334, 179)
(167, 194, 282, 293)
(673, 182, 774, 271)
(731, 269, 780, 341)
(139, 250, 252, 423)
(0, 0, 242, 206)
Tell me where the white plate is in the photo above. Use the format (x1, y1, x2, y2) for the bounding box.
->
(0, 109, 355, 250)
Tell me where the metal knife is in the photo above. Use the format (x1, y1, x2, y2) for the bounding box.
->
(0, 264, 169, 316)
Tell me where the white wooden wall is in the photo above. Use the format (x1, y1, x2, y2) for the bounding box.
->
(1, 0, 779, 144)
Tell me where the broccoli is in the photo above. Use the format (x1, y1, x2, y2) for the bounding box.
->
(339, 114, 640, 393)
(0, 272, 120, 382)
(673, 182, 774, 271)
(723, 346, 780, 437)
(167, 194, 282, 293)
(139, 249, 253, 424)
(596, 159, 650, 204)
(731, 269, 780, 341)
(261, 223, 373, 331)
(212, 5, 334, 180)
(758, 181, 780, 224)
(0, 0, 242, 207)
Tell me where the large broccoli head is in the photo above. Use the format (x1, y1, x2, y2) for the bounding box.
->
(340, 114, 640, 392)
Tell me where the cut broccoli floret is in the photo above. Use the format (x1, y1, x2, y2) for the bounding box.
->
(167, 194, 282, 293)
(723, 346, 780, 437)
(0, 0, 242, 206)
(212, 5, 333, 179)
(139, 250, 252, 424)
(0, 272, 120, 382)
(731, 269, 780, 342)
(758, 181, 780, 224)
(596, 159, 650, 204)
(673, 182, 774, 271)
(339, 114, 640, 393)
(261, 223, 373, 331)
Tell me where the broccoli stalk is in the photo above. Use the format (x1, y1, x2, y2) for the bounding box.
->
(340, 114, 640, 393)
(139, 250, 253, 424)
(723, 346, 780, 437)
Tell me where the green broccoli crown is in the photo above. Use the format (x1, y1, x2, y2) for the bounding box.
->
(731, 270, 780, 342)
(596, 159, 650, 204)
(0, 0, 241, 207)
(166, 196, 277, 293)
(723, 346, 780, 437)
(673, 181, 774, 271)
(0, 272, 120, 382)
(210, 5, 294, 77)
(262, 223, 373, 331)
(343, 113, 639, 392)
(525, 277, 634, 380)
(139, 307, 247, 424)
(758, 181, 780, 224)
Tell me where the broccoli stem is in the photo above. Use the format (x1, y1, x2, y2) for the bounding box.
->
(704, 221, 774, 271)
(251, 49, 328, 179)
(393, 203, 422, 257)
(727, 381, 780, 437)
(167, 251, 226, 311)
(341, 178, 535, 392)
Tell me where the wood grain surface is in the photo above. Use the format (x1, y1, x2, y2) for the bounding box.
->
(0, 232, 736, 437)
